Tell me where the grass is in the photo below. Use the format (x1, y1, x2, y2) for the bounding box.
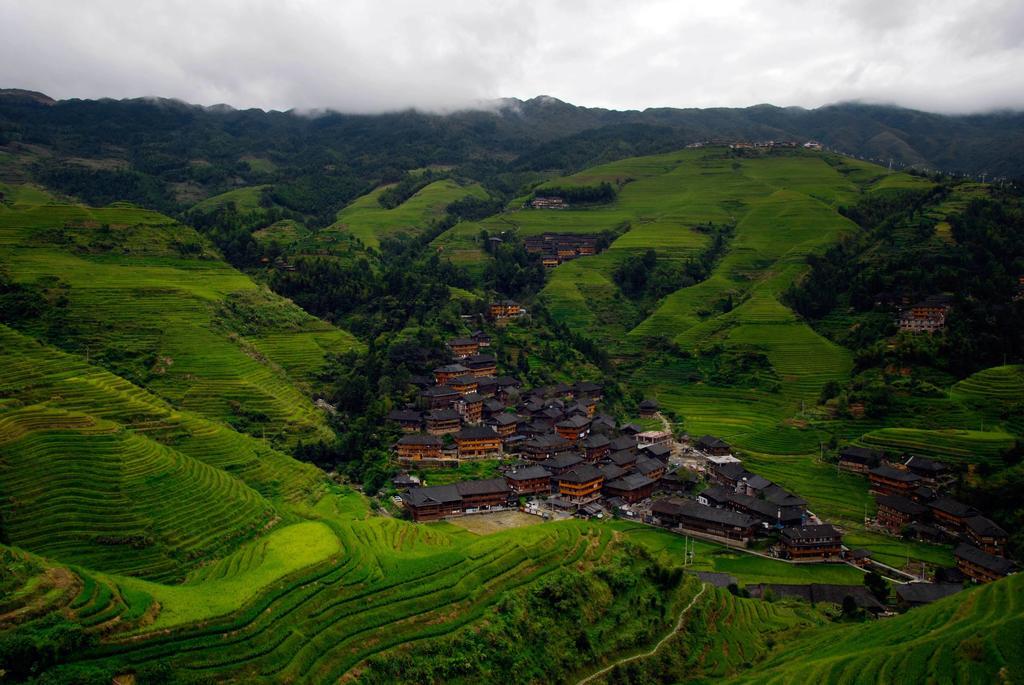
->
(191, 185, 270, 213)
(856, 428, 1016, 466)
(122, 521, 341, 630)
(327, 179, 487, 250)
(726, 572, 1024, 684)
(0, 195, 362, 447)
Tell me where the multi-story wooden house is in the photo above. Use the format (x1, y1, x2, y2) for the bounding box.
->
(964, 516, 1009, 557)
(425, 408, 461, 435)
(386, 408, 423, 432)
(555, 414, 591, 442)
(394, 433, 443, 461)
(447, 337, 480, 359)
(504, 465, 552, 496)
(868, 465, 921, 496)
(955, 543, 1016, 583)
(651, 499, 757, 544)
(554, 465, 604, 503)
(454, 426, 502, 458)
(779, 524, 843, 561)
(875, 494, 929, 533)
(433, 363, 470, 385)
(928, 497, 980, 533)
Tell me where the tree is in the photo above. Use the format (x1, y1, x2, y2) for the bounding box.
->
(864, 571, 889, 602)
(841, 595, 859, 618)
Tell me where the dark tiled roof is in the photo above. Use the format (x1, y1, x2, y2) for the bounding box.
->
(929, 497, 979, 519)
(964, 515, 1007, 538)
(583, 433, 610, 448)
(652, 499, 756, 528)
(598, 464, 628, 481)
(556, 415, 591, 429)
(387, 409, 422, 422)
(741, 474, 772, 490)
(699, 485, 734, 504)
(455, 426, 500, 440)
(610, 436, 637, 452)
(403, 484, 461, 507)
(505, 465, 552, 481)
(450, 375, 480, 386)
(642, 443, 672, 459)
(896, 583, 963, 605)
(421, 386, 460, 398)
(762, 485, 806, 508)
(396, 433, 442, 446)
(448, 337, 477, 346)
(869, 465, 921, 483)
(639, 399, 660, 410)
(954, 544, 1016, 575)
(541, 452, 584, 470)
(839, 446, 883, 464)
(904, 455, 948, 475)
(716, 462, 749, 480)
(605, 473, 655, 492)
(634, 456, 663, 477)
(621, 423, 644, 434)
(781, 524, 840, 542)
(696, 435, 730, 450)
(456, 478, 511, 497)
(609, 449, 638, 467)
(489, 412, 522, 426)
(556, 464, 603, 484)
(876, 494, 929, 516)
(459, 392, 485, 403)
(434, 363, 470, 374)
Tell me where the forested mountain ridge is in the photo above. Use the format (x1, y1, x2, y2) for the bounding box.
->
(2, 89, 1023, 226)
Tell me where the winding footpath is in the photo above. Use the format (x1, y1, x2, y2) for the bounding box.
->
(576, 582, 708, 685)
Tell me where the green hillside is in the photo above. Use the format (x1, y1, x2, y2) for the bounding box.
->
(725, 572, 1024, 684)
(0, 195, 361, 447)
(326, 179, 487, 250)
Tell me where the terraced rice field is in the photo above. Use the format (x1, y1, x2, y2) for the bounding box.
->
(855, 428, 1016, 466)
(726, 572, 1024, 684)
(0, 199, 360, 446)
(326, 179, 487, 250)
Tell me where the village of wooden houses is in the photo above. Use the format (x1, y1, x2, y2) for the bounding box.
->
(384, 301, 1017, 615)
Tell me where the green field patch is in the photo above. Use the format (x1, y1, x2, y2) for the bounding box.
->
(192, 185, 270, 213)
(857, 428, 1015, 465)
(121, 521, 340, 630)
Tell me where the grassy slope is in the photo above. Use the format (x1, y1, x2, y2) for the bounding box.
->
(726, 572, 1024, 684)
(0, 324, 326, 581)
(0, 196, 361, 447)
(327, 179, 487, 250)
(191, 185, 270, 213)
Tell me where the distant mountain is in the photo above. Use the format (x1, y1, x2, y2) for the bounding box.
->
(2, 90, 1022, 220)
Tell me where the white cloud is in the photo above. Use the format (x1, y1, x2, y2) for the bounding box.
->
(0, 0, 1022, 113)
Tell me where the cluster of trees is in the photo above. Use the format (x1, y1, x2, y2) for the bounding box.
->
(377, 170, 444, 209)
(788, 187, 1024, 376)
(613, 225, 734, 304)
(480, 232, 547, 299)
(534, 181, 616, 204)
(187, 201, 304, 267)
(356, 543, 685, 685)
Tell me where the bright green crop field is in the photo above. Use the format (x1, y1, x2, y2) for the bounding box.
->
(326, 178, 487, 250)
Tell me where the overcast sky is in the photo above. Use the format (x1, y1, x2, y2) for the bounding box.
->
(2, 0, 1023, 114)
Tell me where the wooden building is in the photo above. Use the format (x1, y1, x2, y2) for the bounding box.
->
(403, 484, 462, 521)
(447, 337, 479, 359)
(955, 543, 1017, 583)
(876, 494, 929, 533)
(448, 374, 480, 396)
(457, 478, 513, 511)
(651, 499, 757, 544)
(455, 426, 502, 459)
(505, 465, 552, 496)
(554, 465, 604, 503)
(928, 497, 980, 533)
(868, 465, 921, 497)
(486, 412, 522, 438)
(603, 473, 656, 503)
(638, 399, 660, 418)
(394, 433, 443, 461)
(425, 408, 461, 435)
(555, 415, 591, 442)
(837, 446, 883, 474)
(539, 452, 584, 476)
(634, 456, 665, 481)
(419, 385, 461, 409)
(522, 433, 572, 461)
(386, 409, 422, 432)
(455, 392, 485, 424)
(779, 524, 843, 561)
(489, 300, 522, 320)
(902, 455, 949, 486)
(695, 435, 731, 456)
(434, 363, 470, 385)
(582, 433, 611, 462)
(464, 354, 497, 378)
(964, 516, 1009, 557)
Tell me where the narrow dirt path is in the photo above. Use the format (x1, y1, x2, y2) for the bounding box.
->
(576, 582, 708, 685)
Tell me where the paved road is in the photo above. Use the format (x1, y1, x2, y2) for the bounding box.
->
(576, 583, 708, 685)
